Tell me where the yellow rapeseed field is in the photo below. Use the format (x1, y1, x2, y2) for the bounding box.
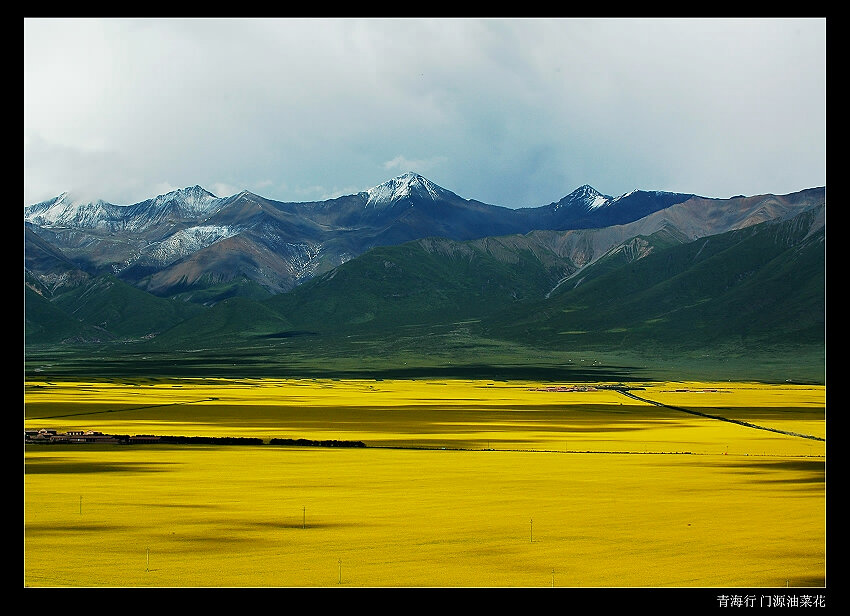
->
(24, 379, 826, 588)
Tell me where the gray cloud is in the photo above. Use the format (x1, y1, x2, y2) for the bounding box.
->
(24, 17, 826, 208)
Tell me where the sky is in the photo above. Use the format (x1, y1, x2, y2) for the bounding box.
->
(24, 17, 826, 209)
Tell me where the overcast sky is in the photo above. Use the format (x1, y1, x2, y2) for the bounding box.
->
(24, 17, 826, 209)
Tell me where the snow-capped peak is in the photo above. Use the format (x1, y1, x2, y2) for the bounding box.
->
(24, 185, 226, 231)
(149, 185, 220, 214)
(554, 185, 612, 211)
(24, 192, 113, 227)
(363, 172, 450, 207)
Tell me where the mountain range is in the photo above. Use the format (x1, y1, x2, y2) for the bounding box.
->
(25, 172, 698, 297)
(24, 172, 826, 381)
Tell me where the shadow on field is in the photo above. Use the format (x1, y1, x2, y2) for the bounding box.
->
(26, 523, 133, 534)
(246, 521, 367, 530)
(25, 352, 654, 382)
(789, 575, 827, 588)
(136, 502, 219, 509)
(159, 521, 367, 547)
(24, 458, 176, 475)
(167, 533, 256, 545)
(705, 459, 825, 485)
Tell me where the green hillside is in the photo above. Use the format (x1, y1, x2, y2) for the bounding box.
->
(147, 295, 294, 348)
(25, 285, 111, 344)
(149, 275, 274, 305)
(264, 236, 576, 334)
(24, 205, 825, 384)
(33, 274, 205, 340)
(549, 225, 692, 292)
(487, 208, 825, 353)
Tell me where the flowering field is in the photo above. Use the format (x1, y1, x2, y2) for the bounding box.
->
(24, 379, 825, 587)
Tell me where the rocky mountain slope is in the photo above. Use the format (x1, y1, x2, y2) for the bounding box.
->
(25, 174, 825, 372)
(25, 172, 696, 298)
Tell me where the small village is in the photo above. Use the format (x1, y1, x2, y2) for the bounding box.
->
(24, 428, 366, 448)
(528, 384, 643, 393)
(25, 428, 161, 445)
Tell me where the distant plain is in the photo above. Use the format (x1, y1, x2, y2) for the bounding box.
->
(24, 377, 825, 587)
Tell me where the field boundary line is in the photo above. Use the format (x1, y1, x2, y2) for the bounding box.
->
(27, 398, 216, 420)
(614, 389, 824, 442)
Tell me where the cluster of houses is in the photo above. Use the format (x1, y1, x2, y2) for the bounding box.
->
(25, 428, 161, 445)
(529, 384, 645, 393)
(530, 385, 600, 392)
(24, 429, 362, 449)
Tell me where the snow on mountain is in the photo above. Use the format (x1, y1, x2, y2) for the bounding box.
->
(610, 189, 683, 203)
(24, 186, 225, 231)
(145, 225, 242, 265)
(613, 189, 639, 202)
(588, 194, 610, 209)
(553, 185, 613, 211)
(145, 185, 221, 215)
(363, 172, 453, 207)
(24, 193, 118, 228)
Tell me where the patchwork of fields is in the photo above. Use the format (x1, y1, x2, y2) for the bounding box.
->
(24, 378, 826, 587)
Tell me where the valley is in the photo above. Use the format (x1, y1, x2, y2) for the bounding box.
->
(24, 174, 825, 387)
(23, 173, 827, 589)
(23, 15, 827, 594)
(24, 377, 825, 587)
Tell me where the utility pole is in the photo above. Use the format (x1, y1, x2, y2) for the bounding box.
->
(303, 506, 306, 529)
(338, 559, 342, 584)
(530, 518, 533, 543)
(79, 495, 82, 515)
(146, 547, 150, 572)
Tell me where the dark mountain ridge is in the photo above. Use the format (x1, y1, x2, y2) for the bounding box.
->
(25, 172, 697, 298)
(24, 175, 825, 383)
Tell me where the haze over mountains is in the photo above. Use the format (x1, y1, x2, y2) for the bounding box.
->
(24, 172, 825, 381)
